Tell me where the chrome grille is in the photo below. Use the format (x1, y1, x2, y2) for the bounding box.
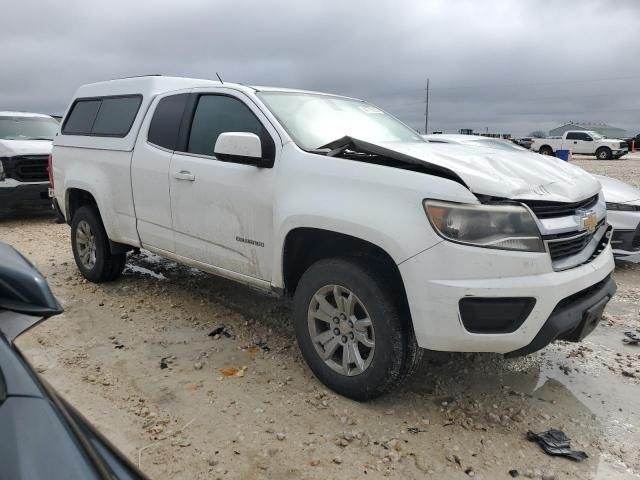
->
(547, 232, 595, 261)
(520, 195, 598, 219)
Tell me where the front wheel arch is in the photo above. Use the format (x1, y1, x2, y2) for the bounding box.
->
(596, 147, 612, 160)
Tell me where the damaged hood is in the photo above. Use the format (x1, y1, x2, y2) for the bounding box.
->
(0, 139, 52, 157)
(381, 141, 601, 202)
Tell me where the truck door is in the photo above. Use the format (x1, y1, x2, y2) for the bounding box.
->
(168, 89, 280, 281)
(131, 91, 191, 253)
(565, 131, 592, 154)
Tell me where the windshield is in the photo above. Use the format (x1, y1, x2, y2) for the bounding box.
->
(588, 132, 604, 140)
(468, 138, 527, 151)
(0, 116, 59, 141)
(257, 92, 423, 150)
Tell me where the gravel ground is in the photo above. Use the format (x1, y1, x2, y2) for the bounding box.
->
(2, 153, 639, 480)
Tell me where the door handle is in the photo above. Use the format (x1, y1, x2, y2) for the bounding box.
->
(573, 141, 578, 144)
(173, 170, 195, 181)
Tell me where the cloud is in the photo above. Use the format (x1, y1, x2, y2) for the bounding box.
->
(2, 0, 639, 135)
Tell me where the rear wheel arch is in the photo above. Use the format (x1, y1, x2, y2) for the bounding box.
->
(65, 188, 129, 255)
(65, 188, 98, 225)
(538, 145, 553, 155)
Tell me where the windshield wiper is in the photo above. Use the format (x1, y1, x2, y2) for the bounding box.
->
(24, 137, 54, 141)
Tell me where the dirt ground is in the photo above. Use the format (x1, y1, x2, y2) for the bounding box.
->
(2, 153, 640, 480)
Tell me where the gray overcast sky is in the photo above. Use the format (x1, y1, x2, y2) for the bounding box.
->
(2, 0, 640, 136)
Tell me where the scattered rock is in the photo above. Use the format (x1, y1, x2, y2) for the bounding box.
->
(208, 325, 232, 338)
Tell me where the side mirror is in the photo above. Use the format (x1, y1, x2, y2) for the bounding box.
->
(0, 243, 63, 342)
(214, 132, 273, 168)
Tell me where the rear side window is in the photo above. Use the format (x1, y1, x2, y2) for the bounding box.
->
(186, 95, 267, 156)
(62, 100, 101, 134)
(62, 95, 142, 137)
(147, 94, 189, 150)
(566, 132, 590, 140)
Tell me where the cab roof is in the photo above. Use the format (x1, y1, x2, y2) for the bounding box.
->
(0, 111, 54, 118)
(73, 75, 359, 101)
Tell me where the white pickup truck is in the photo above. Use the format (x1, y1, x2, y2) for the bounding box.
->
(0, 112, 58, 211)
(531, 130, 628, 160)
(52, 76, 616, 399)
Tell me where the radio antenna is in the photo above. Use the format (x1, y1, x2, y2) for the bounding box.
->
(216, 72, 224, 84)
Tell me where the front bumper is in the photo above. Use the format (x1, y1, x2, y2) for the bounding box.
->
(399, 239, 615, 354)
(0, 181, 50, 208)
(611, 228, 640, 257)
(608, 210, 640, 257)
(505, 275, 616, 357)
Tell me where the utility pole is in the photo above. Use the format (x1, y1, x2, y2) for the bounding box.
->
(424, 78, 430, 135)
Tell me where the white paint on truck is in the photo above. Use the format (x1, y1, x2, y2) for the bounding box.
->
(51, 76, 616, 399)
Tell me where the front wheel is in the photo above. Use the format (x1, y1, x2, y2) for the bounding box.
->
(71, 205, 126, 283)
(596, 147, 612, 160)
(293, 257, 420, 401)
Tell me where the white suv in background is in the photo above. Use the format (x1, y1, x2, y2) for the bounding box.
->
(0, 112, 58, 211)
(52, 76, 616, 399)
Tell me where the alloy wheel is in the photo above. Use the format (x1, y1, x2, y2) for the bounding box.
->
(75, 220, 97, 269)
(307, 284, 375, 376)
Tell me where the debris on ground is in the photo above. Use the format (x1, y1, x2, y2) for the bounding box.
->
(407, 426, 426, 434)
(526, 429, 588, 462)
(160, 355, 176, 370)
(623, 331, 640, 345)
(251, 335, 270, 352)
(218, 366, 248, 378)
(208, 324, 232, 338)
(508, 469, 519, 477)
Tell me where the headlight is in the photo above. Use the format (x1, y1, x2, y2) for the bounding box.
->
(424, 200, 544, 252)
(606, 202, 640, 212)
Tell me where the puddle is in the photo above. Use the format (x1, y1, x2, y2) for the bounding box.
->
(125, 264, 166, 280)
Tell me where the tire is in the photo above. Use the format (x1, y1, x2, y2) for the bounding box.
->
(596, 147, 612, 160)
(292, 257, 421, 401)
(71, 205, 126, 283)
(539, 146, 553, 156)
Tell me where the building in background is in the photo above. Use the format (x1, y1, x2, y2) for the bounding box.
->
(457, 128, 511, 139)
(549, 122, 627, 138)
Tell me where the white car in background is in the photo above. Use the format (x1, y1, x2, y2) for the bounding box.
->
(0, 112, 58, 211)
(424, 134, 640, 260)
(594, 175, 640, 258)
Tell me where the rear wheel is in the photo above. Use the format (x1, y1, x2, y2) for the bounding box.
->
(293, 257, 421, 401)
(596, 147, 612, 160)
(539, 146, 553, 156)
(71, 206, 126, 283)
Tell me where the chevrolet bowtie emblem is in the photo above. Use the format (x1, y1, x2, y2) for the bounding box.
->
(578, 210, 598, 233)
